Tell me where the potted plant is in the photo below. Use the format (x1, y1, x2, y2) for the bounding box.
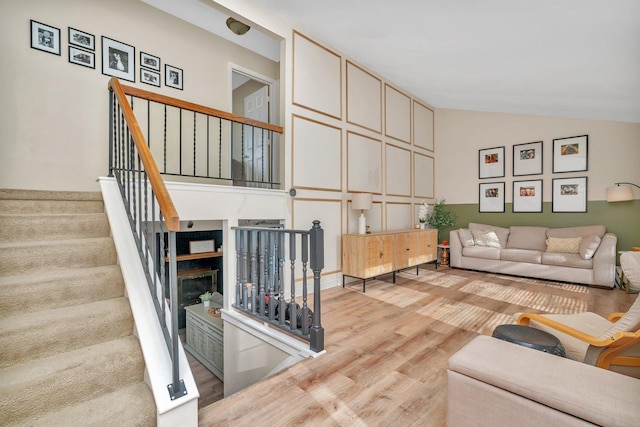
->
(427, 198, 456, 239)
(200, 291, 212, 307)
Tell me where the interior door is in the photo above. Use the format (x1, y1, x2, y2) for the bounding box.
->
(243, 85, 270, 185)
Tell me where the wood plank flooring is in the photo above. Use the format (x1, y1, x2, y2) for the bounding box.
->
(197, 266, 637, 426)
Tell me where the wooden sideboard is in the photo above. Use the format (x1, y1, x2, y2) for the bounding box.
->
(184, 302, 224, 381)
(342, 228, 437, 292)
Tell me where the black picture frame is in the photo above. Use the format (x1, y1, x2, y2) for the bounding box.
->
(68, 46, 95, 69)
(30, 20, 60, 56)
(512, 179, 543, 213)
(553, 135, 588, 173)
(68, 27, 95, 51)
(552, 177, 587, 213)
(165, 64, 183, 90)
(513, 141, 543, 176)
(101, 36, 135, 82)
(140, 51, 160, 71)
(141, 68, 161, 87)
(479, 182, 505, 212)
(479, 146, 505, 179)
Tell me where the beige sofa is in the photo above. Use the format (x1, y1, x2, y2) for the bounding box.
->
(449, 223, 617, 288)
(447, 335, 640, 426)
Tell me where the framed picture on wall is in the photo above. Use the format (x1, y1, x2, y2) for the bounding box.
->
(513, 179, 543, 212)
(513, 141, 543, 176)
(552, 177, 587, 212)
(479, 182, 505, 212)
(140, 68, 160, 87)
(68, 27, 94, 51)
(30, 20, 60, 56)
(101, 36, 135, 82)
(140, 51, 160, 71)
(479, 146, 505, 179)
(68, 46, 95, 69)
(165, 64, 183, 90)
(553, 135, 588, 173)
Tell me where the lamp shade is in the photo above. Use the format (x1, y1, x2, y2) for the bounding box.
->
(352, 193, 372, 211)
(606, 185, 633, 202)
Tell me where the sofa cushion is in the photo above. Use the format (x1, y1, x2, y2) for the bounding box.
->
(471, 229, 501, 248)
(541, 252, 592, 269)
(506, 226, 548, 251)
(547, 225, 606, 239)
(458, 228, 475, 247)
(462, 246, 501, 260)
(501, 248, 542, 264)
(469, 223, 510, 248)
(578, 235, 601, 260)
(546, 236, 581, 253)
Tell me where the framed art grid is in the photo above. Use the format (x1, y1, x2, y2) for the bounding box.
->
(513, 141, 543, 176)
(553, 135, 588, 173)
(552, 177, 587, 212)
(512, 179, 543, 212)
(479, 182, 505, 212)
(479, 146, 505, 179)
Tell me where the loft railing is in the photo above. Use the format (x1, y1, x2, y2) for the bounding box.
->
(114, 82, 284, 189)
(107, 77, 186, 400)
(233, 221, 325, 352)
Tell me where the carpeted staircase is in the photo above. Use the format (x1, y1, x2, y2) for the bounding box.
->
(0, 189, 156, 426)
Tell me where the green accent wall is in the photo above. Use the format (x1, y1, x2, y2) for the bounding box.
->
(439, 200, 640, 259)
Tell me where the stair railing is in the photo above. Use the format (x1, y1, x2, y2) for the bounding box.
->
(232, 221, 325, 352)
(107, 77, 186, 400)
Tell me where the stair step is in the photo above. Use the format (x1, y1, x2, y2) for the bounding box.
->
(0, 189, 104, 214)
(0, 336, 146, 426)
(0, 266, 125, 319)
(20, 381, 156, 427)
(0, 237, 117, 276)
(0, 298, 134, 368)
(0, 213, 111, 243)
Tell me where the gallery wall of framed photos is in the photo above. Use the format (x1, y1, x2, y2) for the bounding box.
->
(477, 134, 589, 213)
(30, 19, 184, 90)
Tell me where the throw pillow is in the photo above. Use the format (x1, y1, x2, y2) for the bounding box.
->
(546, 236, 582, 253)
(471, 229, 501, 248)
(578, 235, 601, 260)
(458, 229, 475, 247)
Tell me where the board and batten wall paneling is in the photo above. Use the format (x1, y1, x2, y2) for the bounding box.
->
(292, 114, 342, 191)
(348, 200, 383, 234)
(384, 84, 411, 144)
(292, 31, 342, 120)
(386, 202, 413, 231)
(413, 100, 434, 151)
(292, 198, 342, 276)
(414, 152, 434, 199)
(347, 131, 382, 194)
(346, 61, 382, 133)
(385, 143, 412, 197)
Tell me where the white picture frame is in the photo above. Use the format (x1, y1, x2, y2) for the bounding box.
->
(101, 36, 135, 82)
(552, 177, 587, 213)
(68, 27, 94, 51)
(189, 239, 215, 254)
(165, 64, 183, 90)
(68, 46, 95, 69)
(479, 182, 505, 212)
(30, 20, 60, 56)
(140, 51, 160, 71)
(513, 179, 543, 212)
(479, 146, 505, 179)
(140, 69, 160, 87)
(513, 141, 543, 176)
(553, 135, 588, 173)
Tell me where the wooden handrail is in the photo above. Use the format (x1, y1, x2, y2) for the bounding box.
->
(108, 77, 180, 231)
(118, 83, 284, 134)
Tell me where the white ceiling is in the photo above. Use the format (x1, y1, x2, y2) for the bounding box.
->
(146, 0, 640, 123)
(252, 0, 640, 123)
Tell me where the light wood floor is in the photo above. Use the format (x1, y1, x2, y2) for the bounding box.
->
(197, 266, 637, 426)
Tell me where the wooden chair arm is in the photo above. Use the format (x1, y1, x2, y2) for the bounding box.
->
(516, 313, 638, 348)
(608, 312, 625, 322)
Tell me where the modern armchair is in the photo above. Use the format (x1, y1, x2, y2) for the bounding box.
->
(516, 275, 640, 378)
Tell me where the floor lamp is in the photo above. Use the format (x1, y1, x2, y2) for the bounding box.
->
(352, 193, 372, 234)
(606, 182, 639, 202)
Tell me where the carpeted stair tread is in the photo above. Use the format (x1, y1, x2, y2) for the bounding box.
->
(0, 213, 110, 242)
(0, 237, 117, 276)
(0, 336, 146, 426)
(0, 199, 105, 214)
(0, 298, 134, 368)
(18, 381, 156, 427)
(0, 265, 125, 319)
(0, 188, 103, 201)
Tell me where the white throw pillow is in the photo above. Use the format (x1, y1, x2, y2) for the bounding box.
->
(458, 229, 475, 247)
(546, 236, 582, 253)
(471, 229, 501, 248)
(578, 235, 601, 260)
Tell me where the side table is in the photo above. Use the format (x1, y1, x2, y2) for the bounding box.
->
(437, 244, 450, 267)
